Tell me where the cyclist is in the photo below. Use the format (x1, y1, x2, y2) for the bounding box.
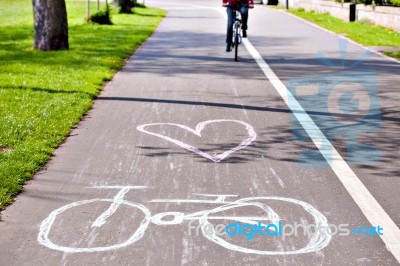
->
(222, 0, 254, 52)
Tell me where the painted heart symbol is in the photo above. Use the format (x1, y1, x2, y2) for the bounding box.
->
(136, 119, 257, 162)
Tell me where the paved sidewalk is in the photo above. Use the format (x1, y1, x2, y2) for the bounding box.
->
(1, 1, 399, 265)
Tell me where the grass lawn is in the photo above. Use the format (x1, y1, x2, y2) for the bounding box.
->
(0, 0, 165, 210)
(288, 8, 400, 60)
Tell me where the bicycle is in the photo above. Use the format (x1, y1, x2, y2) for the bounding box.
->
(38, 185, 331, 254)
(232, 9, 242, 62)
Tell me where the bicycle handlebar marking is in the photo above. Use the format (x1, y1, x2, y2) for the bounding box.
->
(38, 186, 332, 254)
(136, 120, 256, 162)
(91, 186, 135, 227)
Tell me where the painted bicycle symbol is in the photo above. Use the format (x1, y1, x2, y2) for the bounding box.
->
(38, 186, 331, 254)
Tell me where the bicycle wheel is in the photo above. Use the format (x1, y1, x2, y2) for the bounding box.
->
(234, 23, 239, 62)
(198, 197, 331, 255)
(38, 199, 151, 253)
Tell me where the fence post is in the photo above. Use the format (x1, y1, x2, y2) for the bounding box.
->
(87, 0, 90, 19)
(349, 1, 356, 22)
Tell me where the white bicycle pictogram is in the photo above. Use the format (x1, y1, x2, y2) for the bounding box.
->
(38, 186, 331, 254)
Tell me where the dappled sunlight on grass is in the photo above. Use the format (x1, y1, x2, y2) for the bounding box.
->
(0, 0, 166, 209)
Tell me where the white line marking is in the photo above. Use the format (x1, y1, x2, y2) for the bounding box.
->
(242, 36, 400, 262)
(270, 168, 285, 188)
(137, 120, 257, 162)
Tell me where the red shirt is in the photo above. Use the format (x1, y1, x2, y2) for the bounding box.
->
(222, 0, 254, 7)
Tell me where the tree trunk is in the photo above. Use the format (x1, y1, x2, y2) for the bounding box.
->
(117, 0, 134, 14)
(32, 0, 69, 51)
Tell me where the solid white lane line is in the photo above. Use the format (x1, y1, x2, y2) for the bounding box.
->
(242, 38, 400, 262)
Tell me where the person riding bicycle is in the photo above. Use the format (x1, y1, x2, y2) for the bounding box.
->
(222, 0, 254, 52)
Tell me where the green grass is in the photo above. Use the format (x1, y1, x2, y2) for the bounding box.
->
(385, 50, 400, 59)
(0, 0, 165, 210)
(288, 8, 400, 60)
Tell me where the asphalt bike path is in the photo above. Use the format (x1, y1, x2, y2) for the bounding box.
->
(0, 0, 399, 265)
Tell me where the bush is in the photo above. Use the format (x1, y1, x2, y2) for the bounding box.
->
(391, 0, 400, 6)
(88, 5, 112, 25)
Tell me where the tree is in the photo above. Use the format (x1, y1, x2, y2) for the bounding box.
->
(32, 0, 69, 51)
(117, 0, 134, 14)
